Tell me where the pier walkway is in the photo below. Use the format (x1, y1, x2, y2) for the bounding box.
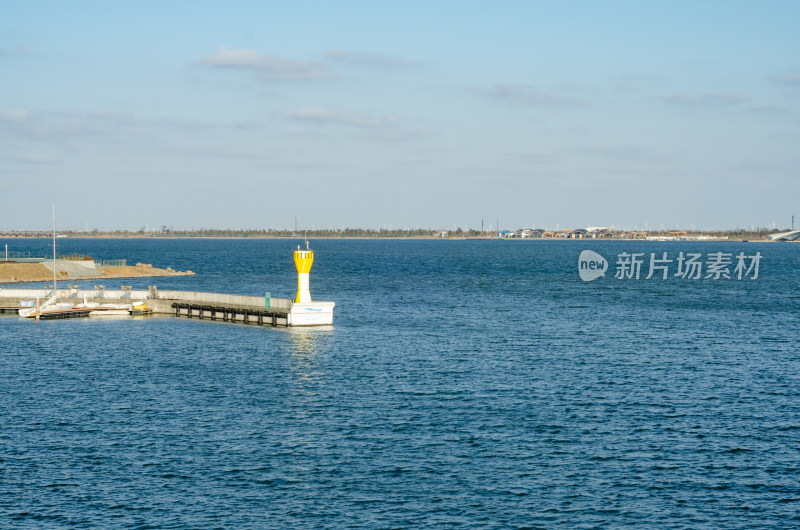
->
(0, 287, 334, 327)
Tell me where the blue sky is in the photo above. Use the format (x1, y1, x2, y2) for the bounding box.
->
(2, 1, 799, 231)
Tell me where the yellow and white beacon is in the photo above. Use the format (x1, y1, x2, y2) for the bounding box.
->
(288, 241, 335, 326)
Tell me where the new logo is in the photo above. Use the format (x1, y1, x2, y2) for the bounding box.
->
(578, 250, 607, 282)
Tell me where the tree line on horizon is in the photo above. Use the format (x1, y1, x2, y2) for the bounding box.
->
(22, 225, 790, 238)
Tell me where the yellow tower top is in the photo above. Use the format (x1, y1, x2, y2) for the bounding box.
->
(294, 241, 314, 273)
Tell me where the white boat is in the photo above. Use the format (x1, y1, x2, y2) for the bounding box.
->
(19, 293, 58, 317)
(99, 303, 133, 309)
(89, 303, 134, 317)
(89, 309, 131, 317)
(19, 294, 90, 319)
(75, 295, 100, 309)
(19, 204, 67, 319)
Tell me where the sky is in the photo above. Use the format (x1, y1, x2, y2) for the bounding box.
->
(2, 1, 799, 232)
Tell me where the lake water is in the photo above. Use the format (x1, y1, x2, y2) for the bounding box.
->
(1, 238, 799, 528)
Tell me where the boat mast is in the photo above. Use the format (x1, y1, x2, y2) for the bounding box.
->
(52, 202, 56, 293)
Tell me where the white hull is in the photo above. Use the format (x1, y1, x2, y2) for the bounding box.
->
(90, 309, 132, 316)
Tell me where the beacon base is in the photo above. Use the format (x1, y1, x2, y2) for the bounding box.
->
(288, 301, 335, 326)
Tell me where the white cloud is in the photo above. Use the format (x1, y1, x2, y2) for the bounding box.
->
(659, 93, 746, 106)
(0, 109, 30, 123)
(770, 72, 800, 86)
(289, 108, 397, 129)
(200, 46, 332, 80)
(575, 145, 660, 162)
(11, 153, 58, 165)
(0, 45, 28, 57)
(325, 49, 418, 69)
(485, 84, 589, 107)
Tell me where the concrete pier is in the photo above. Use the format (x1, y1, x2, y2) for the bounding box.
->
(0, 287, 334, 327)
(172, 301, 290, 327)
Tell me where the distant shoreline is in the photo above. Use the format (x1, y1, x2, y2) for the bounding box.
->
(0, 235, 776, 242)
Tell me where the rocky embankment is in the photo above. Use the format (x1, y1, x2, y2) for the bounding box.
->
(0, 261, 194, 283)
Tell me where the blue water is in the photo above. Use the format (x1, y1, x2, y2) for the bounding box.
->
(1, 239, 799, 528)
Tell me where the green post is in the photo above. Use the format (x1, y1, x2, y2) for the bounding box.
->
(265, 292, 271, 309)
